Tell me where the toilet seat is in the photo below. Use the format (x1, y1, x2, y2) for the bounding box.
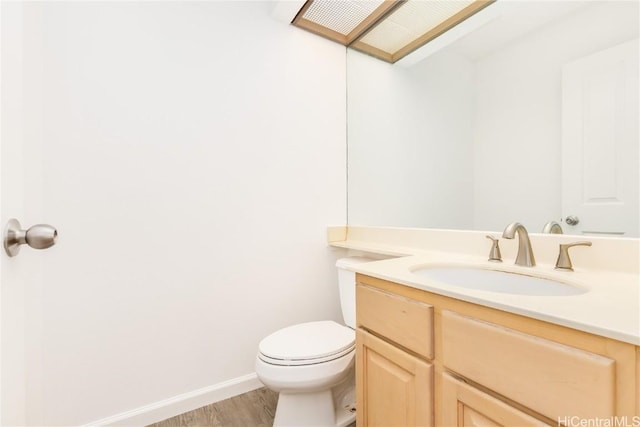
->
(259, 345, 355, 366)
(258, 320, 355, 366)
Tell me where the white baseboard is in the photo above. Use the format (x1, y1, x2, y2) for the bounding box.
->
(83, 373, 264, 427)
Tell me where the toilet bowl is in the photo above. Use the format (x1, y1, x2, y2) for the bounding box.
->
(255, 257, 374, 427)
(256, 321, 356, 427)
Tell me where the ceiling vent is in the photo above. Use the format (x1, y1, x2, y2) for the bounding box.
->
(292, 0, 495, 63)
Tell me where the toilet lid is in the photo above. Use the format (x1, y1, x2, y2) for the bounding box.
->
(259, 320, 355, 366)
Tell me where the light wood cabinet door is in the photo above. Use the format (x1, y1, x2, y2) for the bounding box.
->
(356, 328, 433, 427)
(441, 373, 552, 427)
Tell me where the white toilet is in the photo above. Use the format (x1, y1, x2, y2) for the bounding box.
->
(255, 257, 373, 427)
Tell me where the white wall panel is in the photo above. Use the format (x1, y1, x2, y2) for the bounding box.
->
(3, 2, 346, 424)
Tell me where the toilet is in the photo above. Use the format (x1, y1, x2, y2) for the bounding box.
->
(255, 257, 373, 427)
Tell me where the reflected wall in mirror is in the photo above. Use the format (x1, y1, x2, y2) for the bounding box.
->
(347, 0, 639, 237)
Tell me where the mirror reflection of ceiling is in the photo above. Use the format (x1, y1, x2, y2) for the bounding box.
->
(347, 0, 639, 238)
(292, 0, 495, 63)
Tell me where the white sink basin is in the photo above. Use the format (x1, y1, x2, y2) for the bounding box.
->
(411, 267, 587, 296)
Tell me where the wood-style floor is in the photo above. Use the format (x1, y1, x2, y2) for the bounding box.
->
(148, 387, 279, 427)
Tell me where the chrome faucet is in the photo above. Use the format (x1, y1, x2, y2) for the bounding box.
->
(542, 221, 563, 234)
(502, 222, 536, 267)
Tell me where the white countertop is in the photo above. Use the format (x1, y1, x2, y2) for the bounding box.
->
(329, 226, 640, 346)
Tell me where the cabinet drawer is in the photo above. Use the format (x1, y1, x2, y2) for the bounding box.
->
(357, 284, 433, 359)
(442, 310, 615, 420)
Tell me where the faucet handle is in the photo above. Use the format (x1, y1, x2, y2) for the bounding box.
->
(485, 235, 502, 262)
(555, 241, 592, 271)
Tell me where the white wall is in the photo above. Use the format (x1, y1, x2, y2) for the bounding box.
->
(472, 1, 639, 232)
(2, 2, 346, 425)
(347, 49, 475, 229)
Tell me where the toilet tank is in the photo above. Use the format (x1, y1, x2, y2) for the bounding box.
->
(336, 257, 376, 329)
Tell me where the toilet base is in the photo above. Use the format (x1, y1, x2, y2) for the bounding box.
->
(273, 376, 356, 427)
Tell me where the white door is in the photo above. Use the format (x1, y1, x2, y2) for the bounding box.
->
(562, 38, 639, 237)
(1, 3, 47, 424)
(2, 3, 27, 425)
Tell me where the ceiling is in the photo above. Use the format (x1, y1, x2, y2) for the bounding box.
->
(291, 0, 496, 63)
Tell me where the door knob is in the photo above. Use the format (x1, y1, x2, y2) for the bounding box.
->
(565, 215, 580, 226)
(3, 218, 58, 257)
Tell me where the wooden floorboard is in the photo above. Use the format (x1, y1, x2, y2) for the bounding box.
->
(148, 387, 278, 427)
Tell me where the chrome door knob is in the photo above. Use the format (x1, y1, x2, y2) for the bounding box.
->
(3, 218, 58, 257)
(565, 215, 580, 226)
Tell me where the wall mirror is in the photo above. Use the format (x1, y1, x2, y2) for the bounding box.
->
(347, 0, 639, 237)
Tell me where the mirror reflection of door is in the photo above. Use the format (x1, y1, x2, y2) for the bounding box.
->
(562, 38, 639, 237)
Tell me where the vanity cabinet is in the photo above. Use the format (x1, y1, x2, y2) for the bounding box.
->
(637, 347, 640, 414)
(441, 373, 551, 426)
(442, 310, 616, 421)
(356, 330, 433, 426)
(356, 274, 639, 426)
(356, 284, 435, 426)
